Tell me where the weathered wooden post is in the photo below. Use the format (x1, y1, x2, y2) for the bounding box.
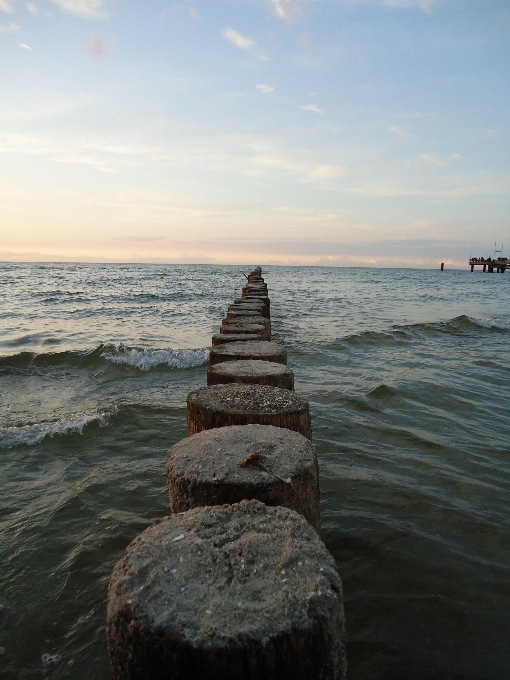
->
(166, 425, 318, 529)
(187, 383, 312, 439)
(220, 322, 270, 341)
(243, 285, 268, 296)
(222, 316, 270, 331)
(220, 321, 271, 340)
(207, 359, 294, 389)
(226, 309, 265, 320)
(229, 301, 266, 314)
(242, 294, 270, 316)
(212, 333, 264, 346)
(233, 298, 269, 318)
(107, 500, 346, 680)
(210, 340, 286, 365)
(107, 267, 349, 680)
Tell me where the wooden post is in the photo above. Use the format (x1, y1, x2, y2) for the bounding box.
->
(222, 316, 269, 328)
(222, 317, 270, 332)
(219, 324, 269, 341)
(166, 425, 318, 529)
(226, 309, 265, 320)
(187, 383, 312, 439)
(210, 340, 286, 366)
(243, 285, 268, 295)
(207, 359, 294, 390)
(245, 281, 267, 288)
(232, 299, 269, 318)
(107, 500, 346, 680)
(220, 323, 271, 342)
(212, 333, 264, 346)
(228, 307, 267, 320)
(242, 295, 270, 316)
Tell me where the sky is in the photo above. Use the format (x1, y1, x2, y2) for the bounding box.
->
(1, 0, 509, 267)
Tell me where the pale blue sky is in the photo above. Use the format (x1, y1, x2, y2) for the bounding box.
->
(1, 0, 509, 266)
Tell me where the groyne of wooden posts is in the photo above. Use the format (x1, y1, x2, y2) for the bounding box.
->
(106, 268, 347, 680)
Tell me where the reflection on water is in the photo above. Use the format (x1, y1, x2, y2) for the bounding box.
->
(1, 263, 509, 679)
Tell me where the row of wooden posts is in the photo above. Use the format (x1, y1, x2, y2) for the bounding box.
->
(106, 268, 347, 679)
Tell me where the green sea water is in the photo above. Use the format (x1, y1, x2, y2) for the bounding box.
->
(1, 263, 509, 679)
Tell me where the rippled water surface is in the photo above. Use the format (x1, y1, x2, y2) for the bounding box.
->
(1, 263, 509, 679)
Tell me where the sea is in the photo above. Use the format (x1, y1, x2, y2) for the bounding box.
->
(1, 262, 509, 680)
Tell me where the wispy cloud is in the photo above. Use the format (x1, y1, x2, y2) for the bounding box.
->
(0, 0, 13, 13)
(222, 27, 269, 60)
(19, 42, 31, 49)
(26, 2, 38, 15)
(51, 0, 106, 18)
(188, 6, 201, 21)
(390, 125, 410, 137)
(265, 0, 305, 23)
(3, 129, 506, 200)
(0, 21, 19, 32)
(110, 236, 167, 243)
(300, 104, 324, 114)
(160, 4, 202, 23)
(2, 94, 92, 123)
(256, 83, 274, 95)
(421, 153, 461, 166)
(85, 33, 114, 60)
(309, 165, 350, 180)
(222, 27, 254, 50)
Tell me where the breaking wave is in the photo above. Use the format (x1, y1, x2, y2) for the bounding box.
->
(0, 344, 210, 373)
(100, 345, 209, 371)
(0, 409, 115, 449)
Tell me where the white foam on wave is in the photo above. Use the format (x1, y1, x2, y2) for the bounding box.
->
(0, 409, 114, 449)
(474, 316, 510, 331)
(101, 345, 209, 371)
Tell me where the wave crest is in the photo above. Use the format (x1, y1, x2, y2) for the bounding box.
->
(0, 345, 210, 373)
(335, 315, 509, 349)
(0, 409, 115, 449)
(473, 316, 510, 331)
(100, 345, 209, 371)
